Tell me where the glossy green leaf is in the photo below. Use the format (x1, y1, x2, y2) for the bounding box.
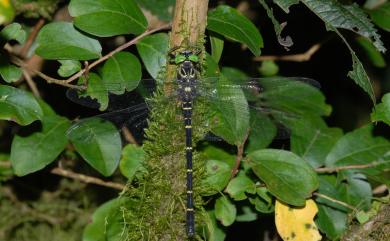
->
(273, 0, 299, 13)
(209, 33, 224, 63)
(84, 73, 109, 111)
(0, 23, 26, 45)
(135, 0, 174, 21)
(0, 0, 15, 25)
(0, 85, 43, 125)
(325, 124, 390, 167)
(0, 59, 22, 83)
(210, 75, 250, 146)
(83, 197, 130, 241)
(226, 172, 256, 201)
(371, 93, 390, 125)
(290, 117, 343, 168)
(11, 115, 70, 176)
(301, 0, 385, 52)
(67, 117, 121, 176)
(202, 145, 235, 167)
(36, 22, 102, 60)
(136, 33, 169, 79)
(69, 0, 148, 37)
(119, 144, 145, 181)
(369, 2, 390, 31)
(248, 149, 319, 206)
(356, 36, 385, 68)
(207, 5, 263, 56)
(204, 52, 220, 78)
(316, 203, 347, 240)
(201, 159, 231, 196)
(102, 52, 141, 95)
(215, 196, 236, 226)
(57, 60, 81, 77)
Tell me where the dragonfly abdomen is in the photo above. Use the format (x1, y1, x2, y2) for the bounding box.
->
(182, 100, 195, 236)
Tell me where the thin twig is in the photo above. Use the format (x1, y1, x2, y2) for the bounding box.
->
(20, 19, 45, 57)
(11, 24, 171, 89)
(229, 132, 249, 180)
(315, 161, 383, 173)
(22, 69, 40, 97)
(253, 43, 321, 62)
(313, 192, 357, 211)
(50, 167, 125, 190)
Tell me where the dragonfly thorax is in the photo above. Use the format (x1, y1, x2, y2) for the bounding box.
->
(177, 61, 198, 102)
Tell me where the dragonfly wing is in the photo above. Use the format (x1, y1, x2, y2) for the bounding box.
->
(67, 102, 150, 145)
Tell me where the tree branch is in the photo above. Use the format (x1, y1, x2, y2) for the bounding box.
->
(253, 43, 321, 62)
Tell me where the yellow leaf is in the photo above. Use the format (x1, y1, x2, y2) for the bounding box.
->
(275, 199, 322, 241)
(0, 0, 15, 24)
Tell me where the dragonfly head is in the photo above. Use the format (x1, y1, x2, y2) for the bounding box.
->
(169, 47, 201, 65)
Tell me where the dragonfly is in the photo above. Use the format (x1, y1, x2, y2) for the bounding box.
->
(66, 47, 323, 237)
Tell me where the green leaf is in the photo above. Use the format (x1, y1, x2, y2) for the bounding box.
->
(135, 0, 175, 21)
(11, 116, 70, 176)
(245, 111, 277, 153)
(325, 124, 390, 167)
(225, 172, 256, 201)
(119, 144, 145, 181)
(356, 36, 386, 68)
(57, 60, 81, 77)
(301, 0, 385, 52)
(348, 51, 376, 103)
(36, 22, 102, 60)
(69, 0, 148, 37)
(273, 0, 299, 13)
(249, 187, 274, 213)
(204, 211, 226, 241)
(84, 73, 109, 111)
(0, 0, 15, 25)
(209, 32, 224, 63)
(210, 75, 250, 146)
(338, 172, 372, 210)
(316, 203, 347, 240)
(67, 118, 122, 176)
(325, 124, 390, 184)
(371, 93, 390, 125)
(0, 23, 26, 45)
(204, 52, 220, 78)
(102, 52, 141, 95)
(368, 2, 390, 31)
(83, 197, 130, 241)
(215, 196, 237, 226)
(207, 5, 263, 56)
(290, 117, 343, 168)
(248, 149, 319, 206)
(136, 33, 169, 79)
(0, 59, 22, 83)
(258, 60, 279, 77)
(202, 145, 236, 167)
(201, 159, 231, 196)
(0, 85, 43, 125)
(258, 77, 331, 118)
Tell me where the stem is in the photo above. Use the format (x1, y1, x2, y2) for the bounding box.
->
(313, 192, 357, 211)
(315, 161, 384, 173)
